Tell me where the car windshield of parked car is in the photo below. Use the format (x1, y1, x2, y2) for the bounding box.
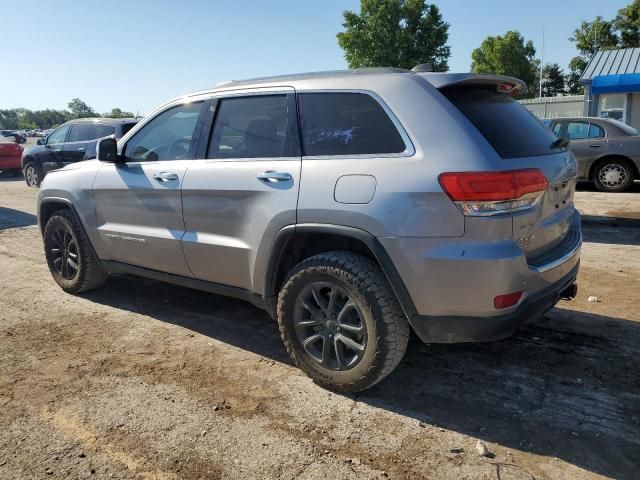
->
(121, 122, 138, 136)
(442, 86, 561, 158)
(124, 103, 202, 161)
(46, 126, 70, 144)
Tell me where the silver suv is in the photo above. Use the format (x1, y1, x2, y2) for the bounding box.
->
(37, 68, 581, 392)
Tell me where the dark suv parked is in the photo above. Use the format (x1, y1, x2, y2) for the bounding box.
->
(22, 118, 138, 186)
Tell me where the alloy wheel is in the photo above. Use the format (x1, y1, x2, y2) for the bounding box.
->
(49, 227, 79, 279)
(25, 166, 38, 186)
(293, 281, 367, 370)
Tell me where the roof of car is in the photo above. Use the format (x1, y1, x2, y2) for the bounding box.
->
(65, 117, 139, 125)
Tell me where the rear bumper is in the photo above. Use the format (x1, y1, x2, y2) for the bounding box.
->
(409, 262, 579, 343)
(378, 209, 582, 343)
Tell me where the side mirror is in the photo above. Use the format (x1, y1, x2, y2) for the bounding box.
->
(37, 138, 44, 145)
(97, 137, 120, 162)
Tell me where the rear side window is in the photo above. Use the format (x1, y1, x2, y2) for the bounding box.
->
(207, 95, 291, 159)
(442, 87, 560, 159)
(90, 124, 116, 140)
(298, 93, 406, 156)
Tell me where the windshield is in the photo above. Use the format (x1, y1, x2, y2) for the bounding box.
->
(441, 86, 562, 159)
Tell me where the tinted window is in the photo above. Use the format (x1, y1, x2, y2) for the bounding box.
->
(68, 124, 89, 142)
(124, 102, 202, 161)
(566, 122, 589, 140)
(208, 95, 291, 159)
(298, 93, 405, 156)
(588, 124, 605, 138)
(90, 124, 116, 140)
(442, 87, 560, 158)
(47, 125, 70, 145)
(121, 122, 137, 136)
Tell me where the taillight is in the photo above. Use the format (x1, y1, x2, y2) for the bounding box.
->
(438, 169, 548, 216)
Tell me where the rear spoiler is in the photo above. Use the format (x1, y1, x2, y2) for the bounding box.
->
(418, 73, 527, 96)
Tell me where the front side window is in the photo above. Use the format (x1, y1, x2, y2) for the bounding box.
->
(124, 102, 203, 161)
(566, 122, 589, 140)
(552, 122, 562, 136)
(207, 95, 291, 159)
(298, 92, 406, 156)
(47, 125, 70, 145)
(588, 124, 605, 138)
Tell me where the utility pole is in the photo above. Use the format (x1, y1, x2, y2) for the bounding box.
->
(539, 26, 545, 98)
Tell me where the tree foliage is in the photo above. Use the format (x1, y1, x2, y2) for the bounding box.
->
(67, 98, 97, 119)
(566, 57, 587, 95)
(541, 63, 566, 97)
(570, 17, 619, 57)
(104, 108, 135, 118)
(0, 99, 138, 130)
(471, 31, 538, 94)
(615, 0, 640, 48)
(337, 0, 451, 71)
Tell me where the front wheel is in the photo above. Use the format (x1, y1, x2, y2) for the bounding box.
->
(23, 161, 41, 187)
(43, 210, 107, 293)
(277, 251, 410, 392)
(593, 158, 634, 192)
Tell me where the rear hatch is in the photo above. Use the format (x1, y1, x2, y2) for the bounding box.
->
(426, 74, 578, 261)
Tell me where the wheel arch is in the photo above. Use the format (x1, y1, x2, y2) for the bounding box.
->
(263, 224, 418, 320)
(588, 154, 639, 181)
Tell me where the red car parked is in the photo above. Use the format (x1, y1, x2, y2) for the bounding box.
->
(0, 133, 23, 174)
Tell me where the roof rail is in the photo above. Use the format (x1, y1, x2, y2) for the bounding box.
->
(412, 63, 434, 72)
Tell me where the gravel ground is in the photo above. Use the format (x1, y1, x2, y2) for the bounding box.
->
(0, 177, 639, 479)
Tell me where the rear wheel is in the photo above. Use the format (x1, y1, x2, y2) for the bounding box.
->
(593, 158, 634, 192)
(23, 161, 41, 187)
(43, 210, 107, 293)
(277, 251, 409, 392)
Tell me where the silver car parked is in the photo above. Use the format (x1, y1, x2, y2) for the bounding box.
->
(37, 67, 581, 391)
(548, 117, 640, 192)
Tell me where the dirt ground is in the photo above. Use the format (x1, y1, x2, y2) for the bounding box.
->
(0, 176, 639, 480)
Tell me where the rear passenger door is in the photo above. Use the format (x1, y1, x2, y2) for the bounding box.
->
(181, 90, 301, 291)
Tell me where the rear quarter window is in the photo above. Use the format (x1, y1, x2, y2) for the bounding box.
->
(442, 86, 560, 159)
(298, 92, 406, 156)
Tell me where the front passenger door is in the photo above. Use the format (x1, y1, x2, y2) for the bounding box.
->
(93, 101, 207, 276)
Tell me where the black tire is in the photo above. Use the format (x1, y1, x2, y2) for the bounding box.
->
(23, 161, 41, 187)
(277, 251, 410, 392)
(43, 209, 107, 293)
(593, 158, 635, 192)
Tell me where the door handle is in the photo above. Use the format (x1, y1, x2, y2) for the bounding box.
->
(589, 144, 602, 148)
(77, 147, 86, 151)
(257, 171, 292, 183)
(153, 172, 179, 182)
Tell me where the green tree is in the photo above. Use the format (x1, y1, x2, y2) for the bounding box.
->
(566, 57, 587, 95)
(337, 0, 451, 71)
(67, 98, 97, 119)
(615, 0, 640, 47)
(570, 16, 619, 57)
(541, 63, 566, 97)
(104, 108, 135, 118)
(470, 31, 538, 94)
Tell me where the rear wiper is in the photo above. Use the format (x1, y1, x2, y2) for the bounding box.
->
(551, 137, 570, 149)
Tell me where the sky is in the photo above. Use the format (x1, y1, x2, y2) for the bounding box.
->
(0, 0, 630, 115)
